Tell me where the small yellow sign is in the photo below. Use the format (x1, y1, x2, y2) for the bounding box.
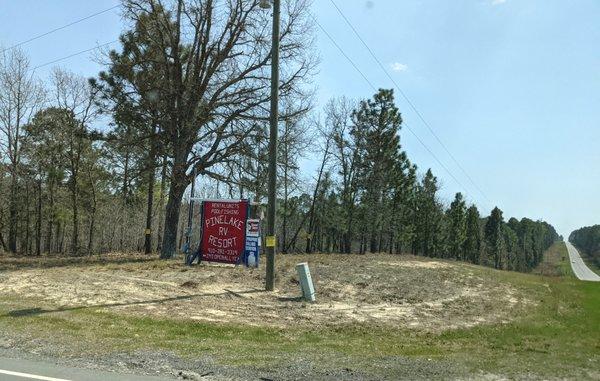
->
(144, 229, 151, 235)
(266, 235, 276, 247)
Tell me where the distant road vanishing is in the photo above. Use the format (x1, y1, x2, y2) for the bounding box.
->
(565, 241, 600, 281)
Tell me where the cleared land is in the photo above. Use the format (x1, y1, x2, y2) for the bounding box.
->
(533, 240, 575, 277)
(0, 242, 598, 380)
(0, 253, 527, 331)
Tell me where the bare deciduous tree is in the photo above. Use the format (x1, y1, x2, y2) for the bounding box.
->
(48, 68, 97, 254)
(0, 48, 45, 252)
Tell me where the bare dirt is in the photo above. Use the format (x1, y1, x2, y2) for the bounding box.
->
(0, 253, 531, 332)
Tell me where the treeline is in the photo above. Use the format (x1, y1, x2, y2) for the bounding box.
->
(274, 93, 558, 272)
(569, 225, 600, 267)
(0, 0, 558, 273)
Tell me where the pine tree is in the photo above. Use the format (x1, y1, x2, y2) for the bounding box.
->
(484, 207, 505, 269)
(415, 169, 444, 257)
(388, 155, 416, 254)
(464, 205, 482, 264)
(447, 192, 467, 260)
(351, 89, 403, 253)
(503, 225, 519, 271)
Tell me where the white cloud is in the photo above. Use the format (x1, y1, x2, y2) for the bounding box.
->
(390, 62, 408, 72)
(491, 0, 507, 5)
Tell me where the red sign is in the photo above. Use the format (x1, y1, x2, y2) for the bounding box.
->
(200, 200, 248, 264)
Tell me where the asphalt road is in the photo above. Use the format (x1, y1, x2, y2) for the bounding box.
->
(565, 241, 600, 281)
(0, 357, 174, 381)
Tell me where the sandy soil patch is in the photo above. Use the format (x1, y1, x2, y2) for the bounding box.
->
(0, 253, 531, 331)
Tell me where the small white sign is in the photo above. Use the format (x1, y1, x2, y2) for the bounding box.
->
(246, 219, 260, 237)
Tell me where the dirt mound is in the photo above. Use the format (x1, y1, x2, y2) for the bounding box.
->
(180, 280, 199, 289)
(0, 253, 531, 331)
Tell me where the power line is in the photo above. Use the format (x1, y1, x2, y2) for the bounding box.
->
(328, 0, 491, 206)
(33, 40, 118, 70)
(311, 15, 476, 203)
(1, 4, 120, 54)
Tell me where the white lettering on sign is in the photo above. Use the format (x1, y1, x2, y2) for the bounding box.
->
(204, 215, 244, 230)
(207, 235, 238, 248)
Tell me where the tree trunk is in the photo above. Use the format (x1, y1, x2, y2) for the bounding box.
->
(8, 173, 18, 253)
(305, 138, 331, 254)
(87, 211, 96, 256)
(343, 207, 354, 254)
(87, 171, 97, 256)
(70, 173, 79, 255)
(122, 150, 130, 204)
(369, 231, 377, 253)
(119, 212, 125, 252)
(59, 224, 65, 253)
(108, 221, 116, 252)
(45, 179, 54, 253)
(54, 221, 61, 253)
(25, 185, 31, 255)
(144, 167, 156, 254)
(156, 154, 168, 252)
(282, 160, 288, 254)
(35, 179, 42, 256)
(160, 152, 187, 259)
(0, 231, 7, 252)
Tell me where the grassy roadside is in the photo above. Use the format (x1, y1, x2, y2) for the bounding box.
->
(577, 248, 600, 276)
(0, 243, 598, 379)
(534, 240, 575, 278)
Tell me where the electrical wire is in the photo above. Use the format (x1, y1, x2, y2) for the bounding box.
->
(1, 4, 120, 54)
(312, 14, 480, 205)
(329, 0, 491, 206)
(33, 40, 118, 70)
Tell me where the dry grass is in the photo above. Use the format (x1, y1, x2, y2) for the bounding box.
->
(0, 252, 528, 331)
(0, 245, 598, 379)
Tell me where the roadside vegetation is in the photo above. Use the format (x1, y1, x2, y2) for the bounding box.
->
(0, 242, 598, 380)
(569, 225, 600, 274)
(533, 240, 574, 277)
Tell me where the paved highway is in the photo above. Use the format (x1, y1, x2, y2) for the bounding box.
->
(565, 241, 600, 281)
(0, 357, 174, 381)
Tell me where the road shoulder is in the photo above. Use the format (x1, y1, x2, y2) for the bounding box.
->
(565, 242, 600, 281)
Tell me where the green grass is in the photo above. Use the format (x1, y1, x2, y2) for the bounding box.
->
(437, 274, 599, 378)
(578, 250, 600, 277)
(0, 243, 598, 379)
(534, 241, 575, 278)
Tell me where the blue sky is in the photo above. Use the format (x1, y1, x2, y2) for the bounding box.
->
(1, 0, 599, 236)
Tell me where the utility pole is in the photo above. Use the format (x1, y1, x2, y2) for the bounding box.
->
(264, 0, 280, 291)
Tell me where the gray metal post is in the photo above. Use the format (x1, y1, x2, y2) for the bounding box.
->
(265, 0, 280, 291)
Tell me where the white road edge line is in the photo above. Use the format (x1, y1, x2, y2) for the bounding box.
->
(0, 369, 72, 381)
